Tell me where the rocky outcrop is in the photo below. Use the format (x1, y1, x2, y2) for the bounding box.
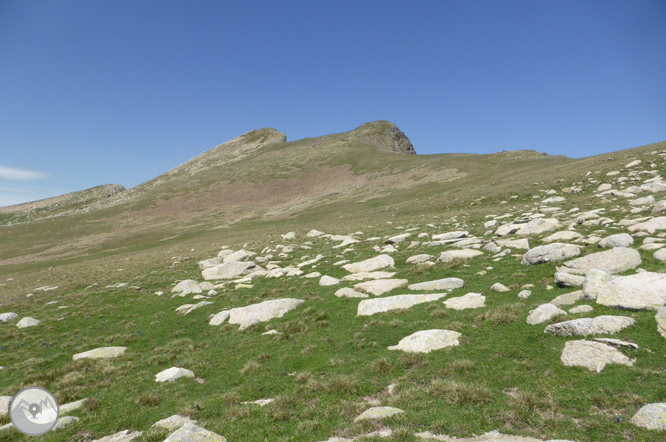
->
(353, 121, 416, 154)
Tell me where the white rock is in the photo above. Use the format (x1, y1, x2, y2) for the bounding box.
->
(53, 416, 80, 430)
(155, 367, 195, 382)
(628, 216, 666, 234)
(152, 415, 197, 431)
(90, 430, 143, 442)
(629, 195, 656, 206)
(496, 238, 530, 249)
(341, 271, 397, 281)
(550, 291, 583, 306)
(560, 340, 634, 372)
(281, 232, 296, 240)
(518, 290, 531, 299)
(297, 254, 325, 268)
(319, 276, 340, 287)
(554, 272, 585, 287)
(431, 231, 467, 241)
(223, 250, 250, 263)
(342, 255, 394, 273)
(202, 261, 257, 280)
(653, 248, 666, 262)
(544, 316, 636, 336)
(496, 218, 560, 236)
(353, 407, 403, 422)
(0, 313, 18, 322)
(569, 305, 594, 314)
(541, 231, 583, 243)
(597, 233, 634, 248)
(491, 283, 510, 292)
(656, 307, 666, 339)
(483, 242, 502, 253)
(307, 230, 324, 237)
(631, 403, 666, 430)
(388, 329, 461, 353)
(557, 247, 641, 275)
(595, 271, 666, 310)
(0, 396, 11, 417)
(387, 233, 411, 244)
(73, 347, 126, 360)
(211, 298, 305, 329)
(438, 249, 483, 262)
(408, 278, 464, 291)
(526, 304, 567, 325)
(357, 293, 447, 316)
(198, 258, 225, 270)
(406, 254, 434, 264)
(354, 279, 408, 296)
(334, 288, 368, 298)
(521, 243, 581, 265)
(581, 269, 615, 300)
(443, 293, 485, 310)
(16, 317, 40, 328)
(163, 423, 227, 442)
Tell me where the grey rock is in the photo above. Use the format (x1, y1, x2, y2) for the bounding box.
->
(541, 231, 583, 243)
(496, 238, 531, 249)
(521, 243, 581, 265)
(152, 415, 197, 431)
(0, 396, 11, 417)
(631, 403, 666, 430)
(387, 329, 461, 353)
(163, 423, 227, 442)
(353, 406, 404, 422)
(307, 229, 325, 237)
(53, 416, 79, 430)
(544, 316, 636, 336)
(496, 218, 560, 236)
(354, 279, 409, 296)
(297, 254, 325, 268)
(652, 200, 666, 215)
(629, 195, 655, 206)
(202, 261, 257, 280)
(526, 304, 567, 325)
(17, 317, 40, 328)
(518, 290, 532, 299)
(656, 307, 666, 339)
(443, 293, 485, 310)
(405, 254, 434, 264)
(198, 257, 224, 270)
(413, 430, 576, 442)
(569, 305, 594, 314)
(594, 338, 638, 349)
(0, 313, 18, 322)
(483, 242, 502, 253)
(408, 278, 464, 291)
(560, 340, 634, 372)
(628, 216, 666, 234)
(582, 269, 615, 300)
(554, 272, 585, 287)
(431, 231, 467, 241)
(653, 248, 666, 262)
(438, 249, 483, 262)
(91, 430, 143, 442)
(596, 271, 666, 310)
(551, 291, 583, 306)
(319, 275, 340, 287)
(556, 247, 641, 275)
(341, 271, 396, 281)
(598, 233, 634, 248)
(387, 233, 411, 244)
(357, 293, 447, 316)
(334, 288, 368, 298)
(223, 249, 250, 263)
(342, 255, 394, 273)
(155, 367, 195, 382)
(210, 298, 305, 329)
(175, 301, 213, 315)
(73, 346, 126, 360)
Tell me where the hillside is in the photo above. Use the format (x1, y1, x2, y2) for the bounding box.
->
(1, 124, 666, 441)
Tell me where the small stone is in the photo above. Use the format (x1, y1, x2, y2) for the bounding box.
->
(155, 367, 195, 382)
(526, 304, 567, 325)
(490, 283, 510, 292)
(354, 279, 408, 296)
(242, 398, 275, 406)
(319, 276, 340, 287)
(0, 313, 18, 322)
(518, 290, 531, 299)
(16, 317, 40, 328)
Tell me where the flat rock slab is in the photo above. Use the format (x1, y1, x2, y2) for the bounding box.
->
(319, 275, 340, 286)
(406, 254, 434, 264)
(527, 304, 567, 325)
(152, 415, 198, 431)
(628, 216, 666, 234)
(408, 278, 464, 291)
(155, 367, 195, 382)
(550, 291, 582, 306)
(210, 298, 305, 329)
(334, 288, 368, 298)
(554, 272, 584, 287)
(414, 430, 576, 441)
(541, 231, 583, 243)
(496, 238, 531, 249)
(16, 317, 40, 328)
(342, 255, 394, 273)
(163, 423, 227, 442)
(388, 329, 461, 353)
(438, 249, 483, 262)
(595, 271, 666, 310)
(353, 406, 404, 422)
(443, 293, 485, 310)
(521, 243, 581, 265)
(175, 301, 213, 315)
(73, 347, 126, 360)
(631, 403, 666, 430)
(0, 313, 18, 322)
(202, 261, 257, 280)
(357, 293, 447, 316)
(432, 231, 468, 241)
(545, 316, 636, 336)
(556, 247, 641, 275)
(91, 430, 143, 442)
(561, 340, 634, 372)
(569, 305, 594, 314)
(60, 398, 88, 414)
(496, 218, 560, 236)
(656, 307, 666, 339)
(341, 271, 396, 281)
(354, 279, 408, 296)
(0, 396, 11, 417)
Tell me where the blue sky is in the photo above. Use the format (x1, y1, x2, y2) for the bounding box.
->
(1, 1, 665, 207)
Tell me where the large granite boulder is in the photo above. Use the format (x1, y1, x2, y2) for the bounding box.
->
(628, 216, 666, 234)
(598, 233, 634, 248)
(631, 403, 666, 430)
(521, 243, 581, 265)
(560, 340, 634, 372)
(544, 316, 636, 336)
(556, 247, 641, 275)
(595, 271, 666, 310)
(388, 329, 461, 353)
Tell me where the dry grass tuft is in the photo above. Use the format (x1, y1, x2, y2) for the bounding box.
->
(137, 391, 160, 406)
(427, 378, 492, 406)
(476, 303, 523, 325)
(240, 360, 260, 375)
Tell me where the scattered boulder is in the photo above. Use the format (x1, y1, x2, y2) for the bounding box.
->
(202, 261, 257, 280)
(569, 305, 594, 314)
(581, 269, 615, 301)
(319, 276, 340, 287)
(526, 304, 567, 325)
(544, 316, 636, 336)
(595, 271, 666, 310)
(560, 340, 634, 372)
(53, 416, 80, 430)
(163, 424, 227, 442)
(353, 407, 404, 422)
(341, 271, 396, 281)
(443, 293, 485, 310)
(297, 254, 325, 268)
(521, 243, 581, 265)
(175, 301, 213, 315)
(342, 255, 394, 273)
(496, 218, 560, 236)
(155, 367, 195, 383)
(354, 279, 408, 296)
(198, 258, 224, 270)
(598, 233, 634, 248)
(518, 290, 531, 299)
(656, 307, 666, 339)
(388, 329, 461, 353)
(408, 278, 464, 291)
(357, 293, 447, 316)
(0, 313, 18, 322)
(629, 195, 656, 206)
(541, 231, 583, 243)
(431, 231, 467, 241)
(281, 232, 296, 240)
(152, 415, 197, 431)
(223, 250, 250, 263)
(307, 230, 324, 237)
(406, 254, 434, 264)
(334, 288, 368, 298)
(556, 247, 641, 275)
(483, 242, 502, 253)
(387, 233, 411, 244)
(0, 396, 11, 417)
(631, 403, 666, 430)
(73, 347, 127, 360)
(652, 200, 666, 215)
(16, 317, 40, 328)
(550, 291, 583, 306)
(438, 249, 483, 262)
(628, 216, 666, 234)
(211, 298, 305, 329)
(653, 248, 666, 262)
(554, 272, 584, 287)
(496, 238, 531, 249)
(491, 283, 510, 292)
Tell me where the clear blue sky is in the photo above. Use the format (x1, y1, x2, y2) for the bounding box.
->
(1, 0, 665, 207)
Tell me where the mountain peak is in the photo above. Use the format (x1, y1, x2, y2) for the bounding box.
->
(352, 120, 416, 154)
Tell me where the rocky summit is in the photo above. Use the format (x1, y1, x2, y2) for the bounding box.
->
(2, 126, 666, 441)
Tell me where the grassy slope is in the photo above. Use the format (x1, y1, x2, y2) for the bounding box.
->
(1, 133, 666, 441)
